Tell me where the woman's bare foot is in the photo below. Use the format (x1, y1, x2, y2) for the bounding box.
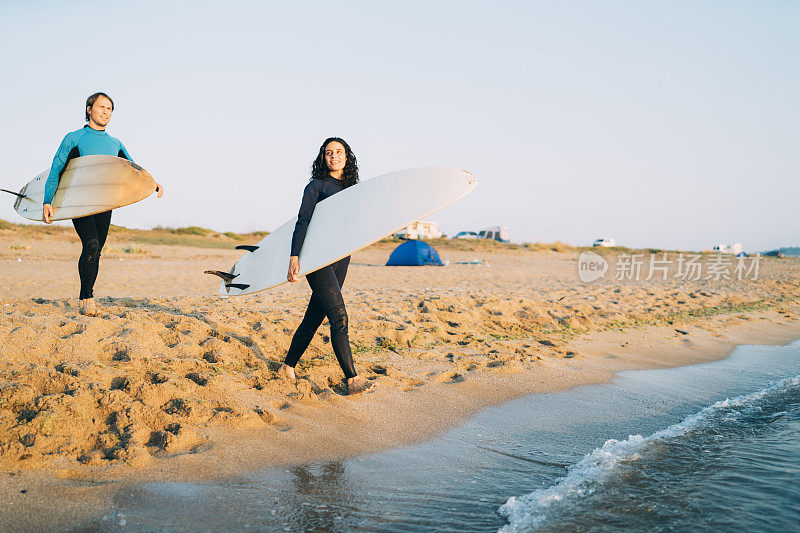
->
(347, 376, 374, 395)
(278, 364, 296, 381)
(80, 298, 97, 317)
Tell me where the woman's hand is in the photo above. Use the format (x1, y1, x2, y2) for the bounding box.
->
(42, 204, 54, 224)
(155, 183, 164, 198)
(287, 256, 300, 282)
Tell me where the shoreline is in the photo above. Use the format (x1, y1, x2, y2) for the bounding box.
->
(6, 305, 800, 483)
(0, 306, 800, 531)
(115, 305, 800, 482)
(2, 309, 800, 531)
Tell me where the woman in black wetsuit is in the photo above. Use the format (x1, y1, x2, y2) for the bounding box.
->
(277, 137, 373, 395)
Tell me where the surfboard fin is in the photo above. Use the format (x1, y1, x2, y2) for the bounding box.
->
(235, 245, 259, 252)
(225, 283, 251, 291)
(204, 270, 238, 283)
(0, 189, 27, 200)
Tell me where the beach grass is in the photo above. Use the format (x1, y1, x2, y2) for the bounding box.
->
(0, 222, 271, 249)
(0, 221, 794, 259)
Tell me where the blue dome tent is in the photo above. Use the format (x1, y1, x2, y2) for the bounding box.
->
(386, 240, 443, 266)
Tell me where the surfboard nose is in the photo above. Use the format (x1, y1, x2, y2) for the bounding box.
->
(461, 170, 477, 186)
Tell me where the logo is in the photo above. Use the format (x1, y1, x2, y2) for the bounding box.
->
(578, 251, 608, 283)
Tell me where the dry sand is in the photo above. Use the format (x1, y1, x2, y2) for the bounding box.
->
(1, 225, 799, 497)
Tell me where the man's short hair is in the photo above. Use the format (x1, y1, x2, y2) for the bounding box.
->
(85, 92, 114, 122)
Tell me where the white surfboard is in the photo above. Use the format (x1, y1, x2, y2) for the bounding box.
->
(207, 167, 477, 296)
(3, 155, 156, 221)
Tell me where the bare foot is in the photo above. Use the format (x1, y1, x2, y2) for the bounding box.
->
(278, 364, 296, 382)
(347, 376, 374, 395)
(80, 298, 97, 317)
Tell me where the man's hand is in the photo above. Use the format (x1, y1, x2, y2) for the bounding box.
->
(287, 256, 300, 282)
(155, 183, 164, 198)
(42, 204, 54, 224)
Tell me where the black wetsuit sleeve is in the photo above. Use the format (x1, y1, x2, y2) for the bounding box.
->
(290, 181, 321, 257)
(118, 142, 133, 161)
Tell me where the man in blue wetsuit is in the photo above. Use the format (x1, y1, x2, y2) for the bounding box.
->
(43, 92, 164, 316)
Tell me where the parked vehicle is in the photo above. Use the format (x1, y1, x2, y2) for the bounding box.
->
(478, 226, 510, 243)
(394, 220, 444, 240)
(764, 250, 782, 258)
(712, 243, 743, 255)
(592, 237, 616, 247)
(454, 231, 478, 240)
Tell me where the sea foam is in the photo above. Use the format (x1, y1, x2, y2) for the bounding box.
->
(497, 375, 800, 532)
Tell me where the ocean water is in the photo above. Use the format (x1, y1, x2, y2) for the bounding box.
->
(499, 373, 800, 532)
(89, 341, 800, 532)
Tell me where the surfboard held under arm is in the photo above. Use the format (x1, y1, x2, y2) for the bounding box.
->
(211, 167, 476, 296)
(4, 155, 156, 221)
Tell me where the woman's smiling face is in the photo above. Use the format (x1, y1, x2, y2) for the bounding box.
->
(324, 141, 346, 173)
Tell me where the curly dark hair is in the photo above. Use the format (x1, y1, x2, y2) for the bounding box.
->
(85, 92, 114, 122)
(311, 137, 359, 188)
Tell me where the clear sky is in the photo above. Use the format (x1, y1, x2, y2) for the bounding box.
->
(0, 0, 797, 251)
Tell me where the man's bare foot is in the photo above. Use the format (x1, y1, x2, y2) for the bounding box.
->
(80, 298, 97, 317)
(278, 364, 296, 381)
(347, 376, 374, 395)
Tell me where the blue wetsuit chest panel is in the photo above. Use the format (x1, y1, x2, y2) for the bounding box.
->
(43, 126, 133, 205)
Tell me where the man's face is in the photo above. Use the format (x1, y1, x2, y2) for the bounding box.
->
(87, 95, 113, 128)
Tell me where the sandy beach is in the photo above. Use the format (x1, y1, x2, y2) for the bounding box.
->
(1, 223, 799, 529)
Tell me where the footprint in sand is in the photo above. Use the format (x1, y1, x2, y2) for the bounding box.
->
(324, 377, 348, 396)
(110, 376, 131, 391)
(286, 379, 321, 400)
(162, 398, 192, 417)
(149, 372, 170, 384)
(399, 378, 425, 391)
(112, 349, 131, 362)
(369, 364, 388, 375)
(59, 322, 85, 339)
(208, 330, 232, 343)
(99, 341, 130, 362)
(253, 408, 291, 431)
(159, 330, 181, 349)
(435, 371, 465, 384)
(455, 358, 479, 371)
(185, 372, 209, 386)
(202, 350, 222, 364)
(54, 362, 81, 377)
(146, 423, 205, 456)
(253, 408, 277, 424)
